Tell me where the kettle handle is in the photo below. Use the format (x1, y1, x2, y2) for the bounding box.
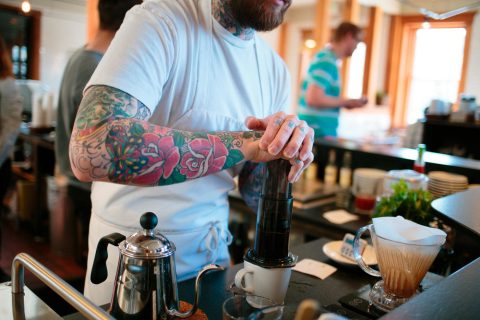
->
(90, 233, 126, 284)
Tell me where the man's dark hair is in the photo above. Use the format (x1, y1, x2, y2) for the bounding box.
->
(98, 0, 143, 31)
(333, 22, 362, 43)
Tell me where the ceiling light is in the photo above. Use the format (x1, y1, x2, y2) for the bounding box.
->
(21, 0, 31, 13)
(305, 39, 317, 49)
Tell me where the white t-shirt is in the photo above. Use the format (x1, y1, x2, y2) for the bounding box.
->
(84, 0, 290, 303)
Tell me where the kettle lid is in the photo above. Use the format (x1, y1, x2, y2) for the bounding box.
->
(119, 212, 175, 259)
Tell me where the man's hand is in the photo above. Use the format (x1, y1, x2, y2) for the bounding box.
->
(244, 112, 314, 182)
(344, 97, 368, 110)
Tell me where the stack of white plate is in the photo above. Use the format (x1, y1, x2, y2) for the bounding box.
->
(428, 171, 468, 198)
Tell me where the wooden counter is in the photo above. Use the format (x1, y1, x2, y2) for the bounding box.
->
(16, 131, 55, 239)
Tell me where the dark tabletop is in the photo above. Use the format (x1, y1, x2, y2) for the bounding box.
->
(178, 238, 444, 320)
(65, 237, 450, 320)
(432, 188, 480, 238)
(179, 237, 376, 319)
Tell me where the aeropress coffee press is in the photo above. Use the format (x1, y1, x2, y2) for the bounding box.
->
(234, 159, 298, 305)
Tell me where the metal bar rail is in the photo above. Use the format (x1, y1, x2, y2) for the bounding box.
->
(11, 253, 113, 320)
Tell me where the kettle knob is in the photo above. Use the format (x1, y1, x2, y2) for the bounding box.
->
(140, 212, 158, 230)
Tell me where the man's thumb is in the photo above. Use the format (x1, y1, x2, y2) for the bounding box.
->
(245, 116, 267, 130)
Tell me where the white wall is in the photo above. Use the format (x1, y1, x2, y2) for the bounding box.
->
(40, 8, 86, 95)
(257, 31, 281, 53)
(0, 0, 86, 96)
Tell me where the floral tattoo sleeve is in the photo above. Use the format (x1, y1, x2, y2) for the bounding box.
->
(70, 85, 260, 186)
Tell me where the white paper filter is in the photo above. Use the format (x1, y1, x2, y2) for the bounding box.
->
(372, 216, 446, 246)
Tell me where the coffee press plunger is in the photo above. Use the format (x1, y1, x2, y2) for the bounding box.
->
(244, 159, 297, 269)
(90, 212, 223, 319)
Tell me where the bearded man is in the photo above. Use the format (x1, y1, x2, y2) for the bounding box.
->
(70, 0, 314, 305)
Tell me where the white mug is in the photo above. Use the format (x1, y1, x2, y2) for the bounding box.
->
(352, 168, 386, 197)
(234, 260, 292, 305)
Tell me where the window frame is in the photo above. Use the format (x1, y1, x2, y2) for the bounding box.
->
(386, 12, 475, 128)
(0, 3, 41, 80)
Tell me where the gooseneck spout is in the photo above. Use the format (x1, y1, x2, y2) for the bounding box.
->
(167, 264, 224, 318)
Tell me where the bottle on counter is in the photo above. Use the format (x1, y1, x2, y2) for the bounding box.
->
(305, 162, 318, 181)
(324, 149, 338, 186)
(339, 152, 352, 188)
(336, 152, 352, 208)
(413, 144, 426, 173)
(305, 145, 318, 181)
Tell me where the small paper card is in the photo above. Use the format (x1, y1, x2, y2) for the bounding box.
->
(293, 258, 337, 280)
(323, 210, 359, 225)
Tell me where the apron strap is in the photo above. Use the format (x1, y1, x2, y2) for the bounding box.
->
(204, 221, 233, 263)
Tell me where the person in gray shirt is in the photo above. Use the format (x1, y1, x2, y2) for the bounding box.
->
(54, 0, 142, 265)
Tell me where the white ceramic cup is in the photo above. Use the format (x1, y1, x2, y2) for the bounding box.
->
(352, 168, 387, 197)
(352, 168, 386, 214)
(234, 260, 292, 305)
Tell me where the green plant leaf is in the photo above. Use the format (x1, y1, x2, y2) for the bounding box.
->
(373, 180, 434, 226)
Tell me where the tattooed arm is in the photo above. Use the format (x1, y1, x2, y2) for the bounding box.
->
(69, 85, 270, 186)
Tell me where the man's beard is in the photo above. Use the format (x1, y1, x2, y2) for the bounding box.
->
(231, 0, 291, 32)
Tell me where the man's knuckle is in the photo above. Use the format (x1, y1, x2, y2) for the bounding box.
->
(281, 124, 292, 133)
(289, 140, 301, 150)
(271, 141, 282, 150)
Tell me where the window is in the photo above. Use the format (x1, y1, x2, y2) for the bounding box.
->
(406, 28, 466, 124)
(387, 13, 474, 128)
(0, 4, 41, 79)
(346, 41, 366, 98)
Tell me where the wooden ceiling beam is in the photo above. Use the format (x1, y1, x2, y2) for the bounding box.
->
(362, 6, 383, 104)
(86, 0, 99, 42)
(313, 0, 331, 50)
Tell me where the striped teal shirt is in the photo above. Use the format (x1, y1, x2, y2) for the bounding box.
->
(298, 48, 341, 137)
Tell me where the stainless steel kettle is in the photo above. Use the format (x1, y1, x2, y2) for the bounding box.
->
(90, 212, 223, 319)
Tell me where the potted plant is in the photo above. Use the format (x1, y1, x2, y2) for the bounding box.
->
(373, 180, 433, 226)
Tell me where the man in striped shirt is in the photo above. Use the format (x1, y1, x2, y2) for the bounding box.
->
(299, 22, 367, 138)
